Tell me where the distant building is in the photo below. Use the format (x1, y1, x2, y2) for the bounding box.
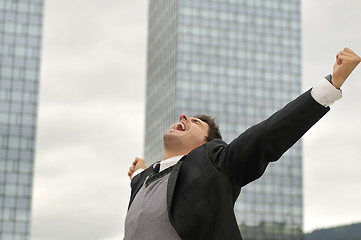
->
(0, 0, 44, 239)
(145, 0, 302, 239)
(305, 223, 361, 240)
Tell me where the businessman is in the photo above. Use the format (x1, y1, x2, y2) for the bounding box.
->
(124, 48, 360, 240)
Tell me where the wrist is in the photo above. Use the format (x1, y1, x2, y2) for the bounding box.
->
(325, 74, 341, 89)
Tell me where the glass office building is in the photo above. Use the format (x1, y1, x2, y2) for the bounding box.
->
(145, 0, 302, 239)
(0, 0, 43, 239)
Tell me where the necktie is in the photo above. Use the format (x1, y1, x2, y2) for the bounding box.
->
(152, 162, 160, 174)
(145, 162, 161, 187)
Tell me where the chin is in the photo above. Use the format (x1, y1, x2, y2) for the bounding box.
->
(164, 131, 178, 139)
(163, 131, 184, 144)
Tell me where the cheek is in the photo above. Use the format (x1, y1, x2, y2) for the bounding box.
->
(188, 126, 207, 143)
(195, 129, 207, 142)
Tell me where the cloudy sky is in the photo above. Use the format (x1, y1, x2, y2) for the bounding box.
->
(31, 0, 361, 239)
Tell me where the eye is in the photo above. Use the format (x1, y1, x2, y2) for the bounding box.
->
(193, 119, 200, 125)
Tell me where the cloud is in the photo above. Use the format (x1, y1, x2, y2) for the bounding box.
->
(302, 0, 361, 232)
(40, 0, 146, 105)
(32, 0, 146, 239)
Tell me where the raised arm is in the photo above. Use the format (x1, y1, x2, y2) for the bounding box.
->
(214, 48, 360, 188)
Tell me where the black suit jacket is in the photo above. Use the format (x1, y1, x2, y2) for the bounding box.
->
(128, 90, 329, 240)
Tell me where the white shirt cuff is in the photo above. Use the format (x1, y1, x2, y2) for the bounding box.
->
(311, 78, 342, 107)
(131, 168, 144, 179)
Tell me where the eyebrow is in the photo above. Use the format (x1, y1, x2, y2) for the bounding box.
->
(192, 118, 204, 127)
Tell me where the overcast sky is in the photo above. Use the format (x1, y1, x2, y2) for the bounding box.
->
(31, 0, 361, 239)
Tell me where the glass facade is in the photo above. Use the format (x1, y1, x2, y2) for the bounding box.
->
(0, 0, 43, 239)
(145, 0, 302, 239)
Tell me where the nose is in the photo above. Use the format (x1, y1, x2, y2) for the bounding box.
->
(179, 113, 189, 121)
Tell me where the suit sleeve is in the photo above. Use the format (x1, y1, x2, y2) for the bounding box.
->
(213, 89, 329, 187)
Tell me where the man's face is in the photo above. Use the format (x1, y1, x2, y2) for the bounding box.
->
(164, 113, 209, 151)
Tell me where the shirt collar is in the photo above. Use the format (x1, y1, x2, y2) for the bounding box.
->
(159, 155, 184, 172)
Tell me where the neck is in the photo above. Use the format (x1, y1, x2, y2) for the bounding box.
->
(163, 149, 189, 160)
(162, 134, 206, 160)
(163, 135, 191, 160)
(163, 141, 194, 160)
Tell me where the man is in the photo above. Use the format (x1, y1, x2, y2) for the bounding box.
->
(124, 48, 360, 240)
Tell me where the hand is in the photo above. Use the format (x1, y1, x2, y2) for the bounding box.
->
(128, 157, 147, 179)
(332, 48, 361, 88)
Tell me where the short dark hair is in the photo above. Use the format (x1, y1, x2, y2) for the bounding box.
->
(194, 114, 222, 142)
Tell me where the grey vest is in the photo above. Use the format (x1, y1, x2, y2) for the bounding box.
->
(124, 168, 181, 240)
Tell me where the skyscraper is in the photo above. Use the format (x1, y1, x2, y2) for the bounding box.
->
(145, 0, 302, 239)
(0, 0, 43, 239)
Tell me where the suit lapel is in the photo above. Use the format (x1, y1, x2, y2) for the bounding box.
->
(128, 166, 154, 209)
(167, 155, 186, 222)
(129, 156, 185, 215)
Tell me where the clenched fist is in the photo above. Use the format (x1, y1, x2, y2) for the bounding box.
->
(332, 48, 361, 89)
(128, 157, 147, 179)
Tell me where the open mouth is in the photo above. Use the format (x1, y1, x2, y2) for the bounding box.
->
(174, 122, 186, 131)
